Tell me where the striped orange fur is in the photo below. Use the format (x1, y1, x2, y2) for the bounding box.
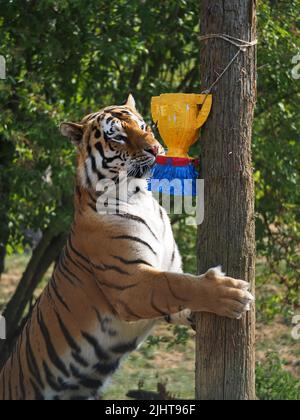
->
(0, 95, 254, 400)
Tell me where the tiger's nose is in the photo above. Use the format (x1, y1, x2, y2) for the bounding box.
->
(145, 146, 159, 157)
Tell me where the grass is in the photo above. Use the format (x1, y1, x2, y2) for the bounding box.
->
(0, 252, 53, 311)
(102, 325, 196, 400)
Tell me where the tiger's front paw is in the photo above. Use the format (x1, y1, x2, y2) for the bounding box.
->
(197, 266, 254, 320)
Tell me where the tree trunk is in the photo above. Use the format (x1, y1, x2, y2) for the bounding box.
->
(0, 229, 67, 368)
(196, 0, 257, 400)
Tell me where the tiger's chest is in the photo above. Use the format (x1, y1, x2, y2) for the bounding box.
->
(45, 194, 181, 400)
(76, 199, 178, 395)
(124, 190, 179, 270)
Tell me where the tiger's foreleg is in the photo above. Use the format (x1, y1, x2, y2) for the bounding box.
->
(101, 266, 254, 323)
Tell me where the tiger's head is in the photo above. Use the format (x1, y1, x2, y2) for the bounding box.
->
(60, 95, 163, 189)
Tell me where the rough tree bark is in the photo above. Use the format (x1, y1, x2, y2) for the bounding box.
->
(196, 0, 257, 400)
(0, 229, 67, 368)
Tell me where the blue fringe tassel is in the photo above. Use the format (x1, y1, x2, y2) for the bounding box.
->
(148, 162, 199, 196)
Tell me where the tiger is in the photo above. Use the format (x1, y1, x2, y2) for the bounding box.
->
(0, 95, 254, 400)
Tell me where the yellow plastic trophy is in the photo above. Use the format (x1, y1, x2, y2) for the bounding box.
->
(149, 93, 212, 196)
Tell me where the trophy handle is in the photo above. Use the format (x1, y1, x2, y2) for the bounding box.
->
(151, 97, 160, 125)
(196, 94, 213, 128)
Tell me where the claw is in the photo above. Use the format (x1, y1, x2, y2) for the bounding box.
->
(207, 266, 225, 278)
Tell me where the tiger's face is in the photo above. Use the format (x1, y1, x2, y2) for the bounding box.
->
(60, 95, 164, 188)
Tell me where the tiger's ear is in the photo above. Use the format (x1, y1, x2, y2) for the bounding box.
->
(125, 94, 137, 111)
(60, 122, 84, 146)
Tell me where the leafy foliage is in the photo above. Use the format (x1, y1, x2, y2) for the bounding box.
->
(0, 0, 200, 254)
(256, 353, 300, 400)
(254, 0, 300, 311)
